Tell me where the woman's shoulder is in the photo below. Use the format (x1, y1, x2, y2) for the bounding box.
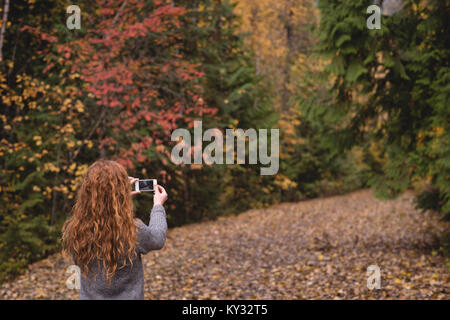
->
(134, 218, 145, 227)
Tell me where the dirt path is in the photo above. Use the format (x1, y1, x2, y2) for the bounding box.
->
(1, 190, 448, 299)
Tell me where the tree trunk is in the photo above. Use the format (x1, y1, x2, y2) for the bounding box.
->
(0, 0, 10, 62)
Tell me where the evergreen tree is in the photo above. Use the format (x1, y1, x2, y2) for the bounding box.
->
(314, 0, 449, 217)
(162, 0, 277, 224)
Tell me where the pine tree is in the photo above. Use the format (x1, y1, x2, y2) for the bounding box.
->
(165, 0, 277, 222)
(314, 0, 449, 217)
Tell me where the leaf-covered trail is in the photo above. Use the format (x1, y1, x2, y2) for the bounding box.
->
(1, 190, 448, 299)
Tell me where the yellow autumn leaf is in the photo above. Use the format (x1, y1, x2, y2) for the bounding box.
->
(68, 163, 77, 173)
(66, 140, 75, 148)
(75, 100, 84, 113)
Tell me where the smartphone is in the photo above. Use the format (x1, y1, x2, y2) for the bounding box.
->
(135, 179, 157, 192)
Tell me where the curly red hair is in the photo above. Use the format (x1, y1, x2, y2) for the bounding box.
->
(62, 160, 137, 283)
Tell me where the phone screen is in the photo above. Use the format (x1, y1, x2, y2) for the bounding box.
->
(137, 179, 155, 192)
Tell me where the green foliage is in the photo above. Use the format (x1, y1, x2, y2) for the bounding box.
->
(287, 63, 368, 199)
(0, 0, 277, 281)
(0, 215, 59, 283)
(315, 0, 449, 217)
(160, 0, 277, 225)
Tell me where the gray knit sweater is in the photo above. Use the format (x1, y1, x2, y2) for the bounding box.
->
(79, 204, 167, 300)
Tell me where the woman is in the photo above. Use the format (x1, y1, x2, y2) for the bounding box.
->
(62, 160, 168, 300)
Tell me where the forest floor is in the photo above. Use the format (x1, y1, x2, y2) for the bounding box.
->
(0, 189, 448, 299)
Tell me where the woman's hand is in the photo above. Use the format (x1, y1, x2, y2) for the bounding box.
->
(129, 176, 140, 195)
(153, 184, 168, 206)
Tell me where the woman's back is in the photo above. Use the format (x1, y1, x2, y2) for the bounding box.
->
(79, 205, 167, 300)
(62, 160, 168, 300)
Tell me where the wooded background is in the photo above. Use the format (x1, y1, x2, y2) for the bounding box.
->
(0, 0, 448, 283)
